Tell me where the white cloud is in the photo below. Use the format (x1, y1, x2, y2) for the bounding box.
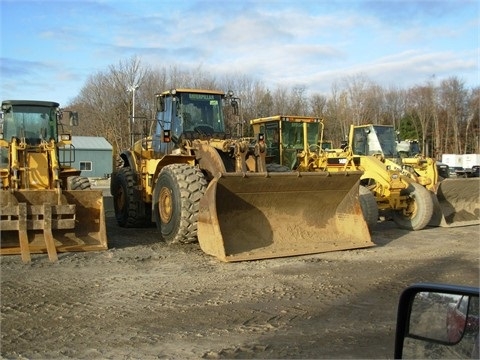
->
(1, 0, 478, 105)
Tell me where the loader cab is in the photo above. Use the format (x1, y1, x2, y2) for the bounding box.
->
(351, 125, 397, 158)
(397, 140, 421, 158)
(281, 121, 320, 169)
(260, 121, 281, 164)
(250, 116, 321, 170)
(153, 89, 226, 154)
(0, 100, 59, 146)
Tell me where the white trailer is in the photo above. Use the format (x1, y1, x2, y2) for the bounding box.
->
(461, 154, 480, 169)
(441, 154, 463, 168)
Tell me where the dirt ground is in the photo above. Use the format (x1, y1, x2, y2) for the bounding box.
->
(1, 188, 479, 359)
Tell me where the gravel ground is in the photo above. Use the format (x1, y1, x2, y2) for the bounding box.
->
(1, 191, 479, 359)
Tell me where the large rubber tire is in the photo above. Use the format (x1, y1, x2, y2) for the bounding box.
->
(153, 164, 207, 244)
(392, 182, 434, 231)
(359, 185, 378, 231)
(111, 167, 150, 228)
(68, 176, 91, 190)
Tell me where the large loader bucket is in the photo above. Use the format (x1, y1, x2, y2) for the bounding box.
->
(429, 178, 480, 227)
(197, 171, 373, 262)
(0, 190, 107, 262)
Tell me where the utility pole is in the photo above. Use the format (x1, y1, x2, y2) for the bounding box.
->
(127, 84, 139, 147)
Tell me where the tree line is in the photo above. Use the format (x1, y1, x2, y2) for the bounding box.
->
(70, 56, 480, 159)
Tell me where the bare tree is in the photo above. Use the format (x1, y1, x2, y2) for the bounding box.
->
(69, 55, 479, 160)
(289, 87, 309, 115)
(323, 82, 350, 145)
(406, 84, 435, 156)
(72, 56, 152, 155)
(382, 87, 406, 128)
(310, 93, 327, 119)
(438, 77, 468, 154)
(465, 87, 480, 153)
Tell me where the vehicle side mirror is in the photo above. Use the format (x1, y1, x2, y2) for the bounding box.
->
(0, 111, 3, 139)
(156, 95, 164, 112)
(69, 112, 79, 126)
(395, 283, 479, 359)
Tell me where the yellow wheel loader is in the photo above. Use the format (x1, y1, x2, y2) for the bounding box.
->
(395, 138, 479, 227)
(335, 124, 478, 229)
(110, 90, 373, 262)
(249, 116, 445, 231)
(347, 124, 479, 228)
(249, 115, 379, 230)
(0, 100, 107, 262)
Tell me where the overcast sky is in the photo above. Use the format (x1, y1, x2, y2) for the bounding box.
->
(1, 0, 478, 106)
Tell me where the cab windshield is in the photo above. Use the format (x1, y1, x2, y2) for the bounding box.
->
(3, 105, 57, 144)
(281, 122, 319, 149)
(372, 125, 397, 157)
(178, 93, 225, 134)
(352, 125, 397, 157)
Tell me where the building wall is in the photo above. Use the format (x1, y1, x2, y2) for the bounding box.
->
(73, 149, 112, 178)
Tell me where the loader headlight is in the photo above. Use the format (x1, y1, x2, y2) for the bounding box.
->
(391, 174, 399, 180)
(60, 134, 71, 141)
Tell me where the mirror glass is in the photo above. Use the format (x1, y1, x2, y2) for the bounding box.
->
(403, 292, 479, 359)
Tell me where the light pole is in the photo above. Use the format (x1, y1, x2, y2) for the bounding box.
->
(127, 84, 139, 146)
(227, 90, 243, 137)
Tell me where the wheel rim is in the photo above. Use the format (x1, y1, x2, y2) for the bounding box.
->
(403, 196, 418, 218)
(159, 186, 173, 223)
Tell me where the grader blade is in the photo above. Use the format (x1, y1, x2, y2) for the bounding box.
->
(0, 190, 107, 260)
(197, 171, 373, 262)
(429, 178, 480, 227)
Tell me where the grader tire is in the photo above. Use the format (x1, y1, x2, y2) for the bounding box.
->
(392, 182, 433, 231)
(68, 176, 91, 190)
(111, 167, 150, 228)
(359, 185, 378, 231)
(153, 164, 207, 244)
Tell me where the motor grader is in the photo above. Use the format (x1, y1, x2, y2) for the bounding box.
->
(0, 100, 107, 262)
(110, 89, 373, 262)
